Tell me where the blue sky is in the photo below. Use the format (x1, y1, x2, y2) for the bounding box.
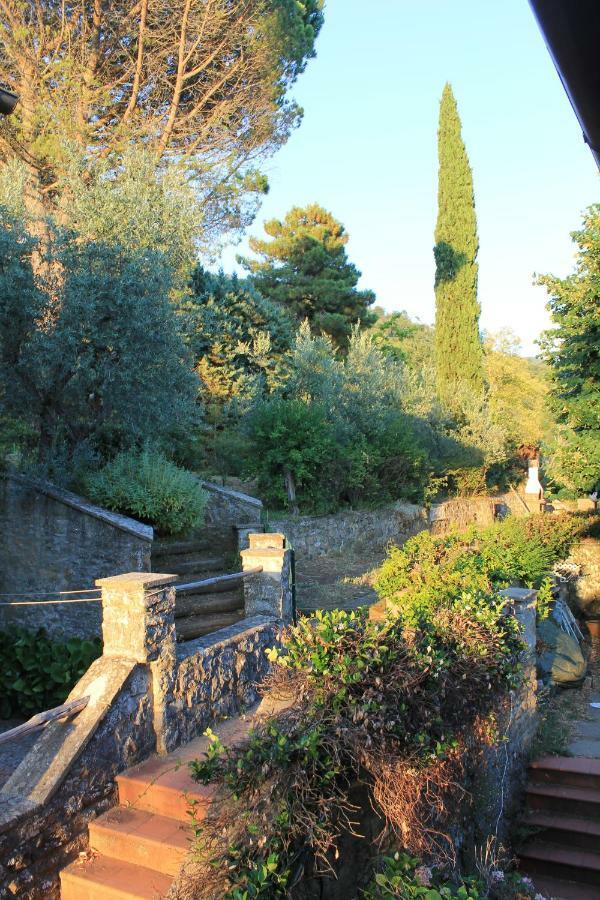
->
(221, 0, 598, 355)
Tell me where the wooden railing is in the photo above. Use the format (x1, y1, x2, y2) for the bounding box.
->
(0, 697, 89, 746)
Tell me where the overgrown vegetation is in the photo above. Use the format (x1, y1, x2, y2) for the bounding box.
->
(83, 450, 207, 536)
(375, 514, 581, 624)
(183, 514, 583, 897)
(364, 850, 540, 899)
(0, 628, 101, 718)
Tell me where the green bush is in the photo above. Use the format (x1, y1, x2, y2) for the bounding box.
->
(364, 851, 539, 899)
(0, 627, 101, 718)
(244, 398, 337, 512)
(83, 449, 207, 535)
(375, 513, 581, 625)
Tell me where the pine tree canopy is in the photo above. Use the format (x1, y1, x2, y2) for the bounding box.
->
(0, 0, 323, 245)
(241, 204, 376, 349)
(539, 204, 600, 493)
(434, 83, 484, 407)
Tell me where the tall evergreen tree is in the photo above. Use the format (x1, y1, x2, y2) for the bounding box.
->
(434, 83, 484, 407)
(241, 204, 376, 349)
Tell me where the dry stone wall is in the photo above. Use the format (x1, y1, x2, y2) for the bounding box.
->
(0, 474, 152, 639)
(271, 502, 427, 560)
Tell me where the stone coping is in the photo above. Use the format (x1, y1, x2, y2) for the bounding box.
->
(2, 473, 154, 542)
(176, 615, 279, 661)
(198, 479, 263, 509)
(0, 656, 138, 834)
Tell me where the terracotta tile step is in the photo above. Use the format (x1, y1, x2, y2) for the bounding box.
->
(60, 854, 172, 900)
(527, 875, 600, 900)
(116, 713, 258, 820)
(89, 807, 190, 876)
(518, 840, 600, 886)
(522, 810, 600, 851)
(526, 782, 600, 819)
(529, 756, 600, 789)
(117, 766, 217, 821)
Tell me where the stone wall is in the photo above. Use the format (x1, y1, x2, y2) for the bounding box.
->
(170, 617, 280, 750)
(0, 558, 285, 898)
(200, 480, 263, 526)
(0, 660, 155, 899)
(565, 537, 600, 618)
(271, 502, 427, 560)
(0, 474, 152, 639)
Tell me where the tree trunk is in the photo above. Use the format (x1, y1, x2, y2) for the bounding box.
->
(284, 468, 299, 515)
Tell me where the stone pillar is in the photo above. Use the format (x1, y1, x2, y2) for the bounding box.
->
(499, 587, 538, 749)
(97, 572, 177, 754)
(235, 522, 264, 552)
(240, 533, 293, 622)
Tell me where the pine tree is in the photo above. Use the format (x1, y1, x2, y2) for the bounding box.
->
(434, 83, 484, 407)
(241, 204, 376, 349)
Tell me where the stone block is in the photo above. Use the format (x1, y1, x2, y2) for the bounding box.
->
(248, 532, 285, 550)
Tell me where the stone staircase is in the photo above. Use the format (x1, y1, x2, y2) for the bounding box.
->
(518, 755, 600, 899)
(59, 714, 253, 898)
(152, 526, 245, 641)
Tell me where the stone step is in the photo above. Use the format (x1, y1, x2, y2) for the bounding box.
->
(174, 589, 243, 619)
(529, 755, 600, 790)
(518, 840, 600, 887)
(168, 556, 230, 578)
(526, 875, 600, 900)
(522, 810, 600, 852)
(60, 854, 173, 899)
(526, 782, 600, 819)
(88, 807, 190, 877)
(153, 530, 234, 557)
(175, 610, 245, 642)
(116, 758, 218, 821)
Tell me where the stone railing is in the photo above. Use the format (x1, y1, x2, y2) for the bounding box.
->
(0, 534, 289, 898)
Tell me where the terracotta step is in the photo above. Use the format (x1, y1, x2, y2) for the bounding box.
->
(117, 757, 218, 821)
(174, 588, 242, 619)
(529, 756, 600, 790)
(60, 854, 172, 899)
(89, 807, 190, 876)
(522, 810, 600, 852)
(518, 840, 600, 886)
(526, 782, 600, 819)
(175, 610, 245, 642)
(527, 874, 600, 899)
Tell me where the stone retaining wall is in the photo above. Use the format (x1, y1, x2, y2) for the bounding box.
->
(0, 541, 288, 898)
(271, 502, 427, 560)
(200, 480, 263, 526)
(565, 537, 600, 619)
(0, 474, 152, 639)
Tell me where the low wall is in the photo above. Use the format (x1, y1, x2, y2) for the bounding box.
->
(565, 538, 600, 619)
(200, 480, 263, 526)
(0, 560, 285, 898)
(271, 502, 427, 560)
(0, 474, 152, 639)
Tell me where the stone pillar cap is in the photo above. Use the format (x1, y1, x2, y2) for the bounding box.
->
(96, 572, 178, 589)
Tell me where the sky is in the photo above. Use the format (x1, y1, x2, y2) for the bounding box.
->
(220, 0, 599, 355)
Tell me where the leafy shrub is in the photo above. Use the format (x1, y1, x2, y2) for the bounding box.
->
(375, 514, 581, 625)
(364, 851, 540, 899)
(0, 627, 101, 718)
(244, 398, 337, 512)
(188, 591, 523, 896)
(83, 449, 207, 535)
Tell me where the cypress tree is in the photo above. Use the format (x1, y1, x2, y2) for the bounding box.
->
(434, 83, 484, 407)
